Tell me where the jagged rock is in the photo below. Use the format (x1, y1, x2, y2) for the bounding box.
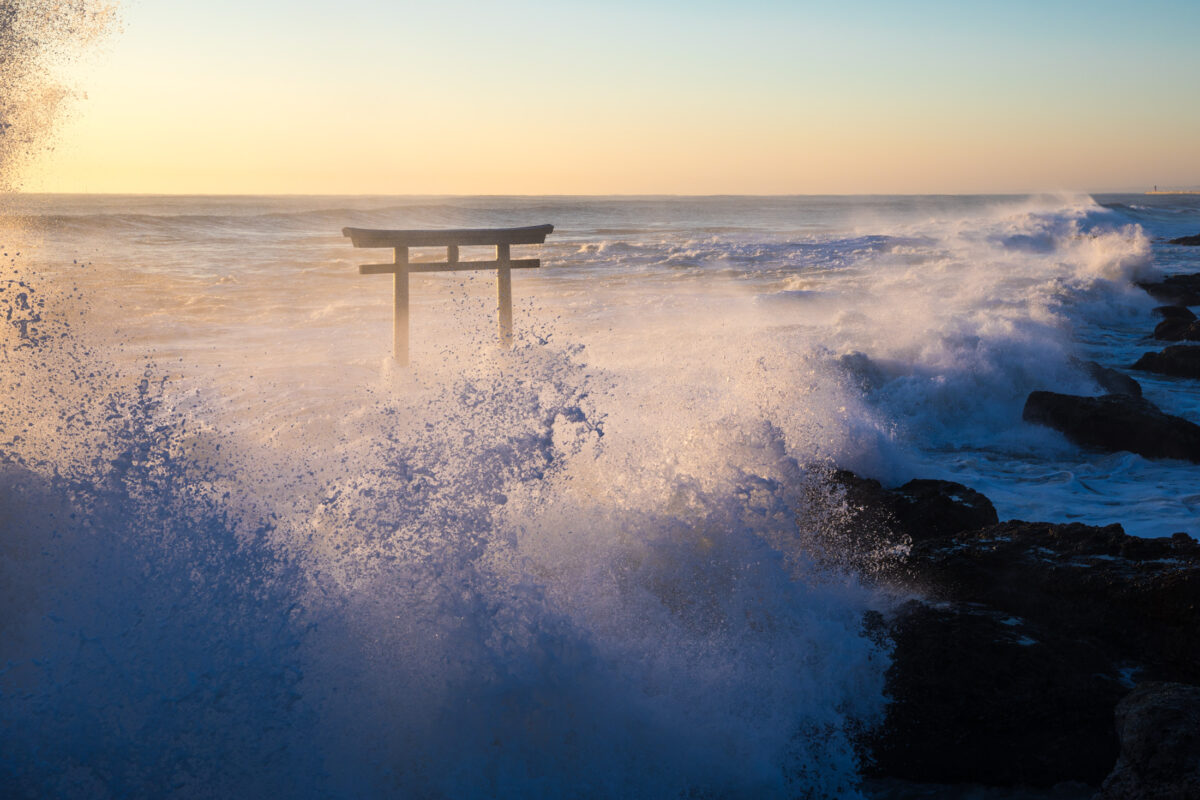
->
(869, 599, 1125, 786)
(830, 471, 996, 545)
(1023, 390, 1200, 462)
(1153, 305, 1197, 321)
(868, 521, 1200, 788)
(892, 522, 1200, 681)
(830, 470, 897, 535)
(1137, 274, 1200, 306)
(838, 350, 888, 392)
(1138, 284, 1200, 306)
(1133, 345, 1200, 379)
(1074, 358, 1143, 397)
(1167, 234, 1200, 246)
(1098, 682, 1200, 800)
(835, 472, 1200, 789)
(891, 479, 998, 541)
(1154, 317, 1200, 341)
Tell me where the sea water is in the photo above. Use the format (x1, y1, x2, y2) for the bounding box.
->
(1, 193, 1196, 797)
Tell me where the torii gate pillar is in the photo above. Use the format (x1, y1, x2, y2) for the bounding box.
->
(342, 224, 553, 365)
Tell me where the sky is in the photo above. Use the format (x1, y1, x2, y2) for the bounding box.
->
(25, 0, 1200, 195)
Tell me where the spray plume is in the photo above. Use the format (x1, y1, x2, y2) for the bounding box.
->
(0, 0, 117, 189)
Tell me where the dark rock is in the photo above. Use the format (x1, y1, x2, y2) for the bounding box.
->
(1156, 273, 1200, 290)
(822, 470, 905, 561)
(829, 471, 996, 545)
(838, 350, 888, 392)
(858, 779, 1095, 799)
(1167, 234, 1200, 246)
(1153, 305, 1197, 321)
(830, 469, 897, 532)
(1153, 317, 1200, 341)
(1133, 344, 1200, 379)
(870, 600, 1124, 787)
(1074, 358, 1143, 397)
(1022, 390, 1200, 462)
(1098, 682, 1200, 800)
(893, 522, 1200, 682)
(835, 472, 1200, 787)
(869, 521, 1200, 788)
(837, 468, 1200, 790)
(891, 479, 998, 541)
(1137, 284, 1200, 306)
(1137, 274, 1200, 306)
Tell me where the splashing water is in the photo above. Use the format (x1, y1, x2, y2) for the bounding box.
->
(3, 182, 1192, 797)
(0, 24, 893, 791)
(0, 0, 117, 191)
(0, 214, 892, 798)
(4, 3, 1196, 796)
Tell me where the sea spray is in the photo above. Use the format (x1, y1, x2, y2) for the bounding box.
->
(0, 240, 893, 797)
(283, 333, 890, 797)
(0, 0, 118, 191)
(0, 260, 319, 797)
(3, 190, 1193, 796)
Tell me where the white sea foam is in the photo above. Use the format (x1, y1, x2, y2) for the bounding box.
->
(0, 209, 891, 797)
(1, 192, 1198, 796)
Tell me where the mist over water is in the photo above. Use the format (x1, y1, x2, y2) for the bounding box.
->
(2, 191, 1198, 797)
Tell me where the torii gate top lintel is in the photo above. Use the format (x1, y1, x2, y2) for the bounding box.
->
(343, 223, 554, 365)
(342, 224, 553, 249)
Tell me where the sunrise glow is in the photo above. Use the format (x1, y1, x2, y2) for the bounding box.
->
(27, 0, 1200, 195)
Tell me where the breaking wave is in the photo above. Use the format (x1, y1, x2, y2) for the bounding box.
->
(0, 243, 891, 798)
(3, 189, 1196, 796)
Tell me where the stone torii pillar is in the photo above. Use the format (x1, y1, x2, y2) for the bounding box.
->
(342, 224, 553, 365)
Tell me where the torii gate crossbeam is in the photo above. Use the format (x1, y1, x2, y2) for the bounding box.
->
(342, 224, 553, 365)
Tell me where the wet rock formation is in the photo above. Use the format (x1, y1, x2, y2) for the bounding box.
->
(1133, 344, 1200, 379)
(1136, 274, 1200, 306)
(1098, 682, 1200, 800)
(1022, 390, 1200, 463)
(872, 521, 1200, 787)
(1075, 358, 1143, 396)
(1153, 305, 1200, 341)
(1153, 316, 1200, 341)
(834, 475, 1200, 789)
(831, 471, 997, 545)
(1153, 305, 1197, 320)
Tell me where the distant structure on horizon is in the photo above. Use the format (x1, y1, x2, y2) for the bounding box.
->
(1146, 185, 1200, 195)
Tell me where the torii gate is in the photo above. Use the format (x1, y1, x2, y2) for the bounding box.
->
(342, 224, 554, 365)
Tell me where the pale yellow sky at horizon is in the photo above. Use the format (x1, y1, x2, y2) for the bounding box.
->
(22, 0, 1200, 195)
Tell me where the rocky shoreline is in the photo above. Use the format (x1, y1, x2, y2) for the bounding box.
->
(845, 472, 1199, 797)
(854, 248, 1200, 799)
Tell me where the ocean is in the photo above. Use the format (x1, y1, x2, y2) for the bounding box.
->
(1, 193, 1197, 797)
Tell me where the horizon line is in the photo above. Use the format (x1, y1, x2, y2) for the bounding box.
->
(4, 189, 1175, 199)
